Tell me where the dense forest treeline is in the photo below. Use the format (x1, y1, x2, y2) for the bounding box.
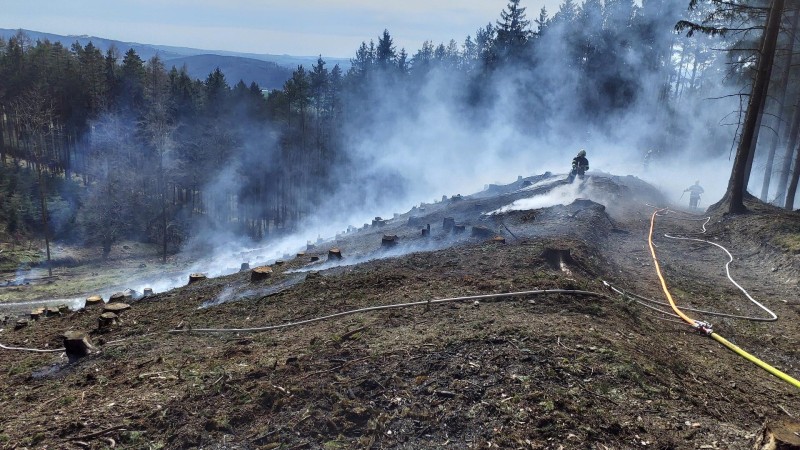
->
(0, 0, 798, 262)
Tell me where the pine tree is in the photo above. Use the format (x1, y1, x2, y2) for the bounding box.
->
(495, 0, 531, 60)
(376, 29, 397, 70)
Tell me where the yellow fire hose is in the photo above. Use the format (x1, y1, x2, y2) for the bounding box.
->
(648, 209, 800, 389)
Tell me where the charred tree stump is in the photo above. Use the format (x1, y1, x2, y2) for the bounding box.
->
(85, 295, 103, 308)
(296, 251, 306, 258)
(372, 217, 386, 227)
(490, 236, 506, 244)
(251, 266, 273, 282)
(62, 331, 96, 360)
(382, 235, 398, 248)
(754, 420, 800, 449)
(143, 288, 154, 297)
(421, 224, 431, 237)
(443, 217, 455, 232)
(471, 226, 493, 238)
(109, 292, 126, 303)
(310, 255, 320, 262)
(542, 248, 575, 272)
(328, 248, 342, 260)
(408, 216, 422, 227)
(188, 273, 207, 284)
(15, 319, 29, 330)
(240, 262, 250, 272)
(452, 224, 466, 234)
(98, 312, 119, 330)
(30, 308, 45, 320)
(274, 260, 285, 266)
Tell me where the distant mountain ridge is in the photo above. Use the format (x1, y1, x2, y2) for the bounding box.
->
(0, 28, 351, 90)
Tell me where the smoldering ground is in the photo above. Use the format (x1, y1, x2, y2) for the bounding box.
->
(159, 1, 745, 298)
(3, 1, 754, 309)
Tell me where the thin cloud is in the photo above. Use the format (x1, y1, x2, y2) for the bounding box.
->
(1, 0, 566, 57)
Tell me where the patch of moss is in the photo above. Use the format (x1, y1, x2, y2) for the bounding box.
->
(771, 233, 800, 253)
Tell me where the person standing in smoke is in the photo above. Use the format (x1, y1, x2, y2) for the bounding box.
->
(684, 181, 704, 209)
(569, 149, 589, 183)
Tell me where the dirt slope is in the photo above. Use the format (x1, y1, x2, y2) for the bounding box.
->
(1, 173, 798, 449)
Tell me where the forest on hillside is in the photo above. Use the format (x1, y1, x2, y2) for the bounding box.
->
(0, 0, 797, 262)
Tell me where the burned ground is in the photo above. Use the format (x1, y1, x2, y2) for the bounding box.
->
(1, 173, 799, 449)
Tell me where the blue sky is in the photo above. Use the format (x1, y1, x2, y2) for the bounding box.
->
(1, 0, 565, 57)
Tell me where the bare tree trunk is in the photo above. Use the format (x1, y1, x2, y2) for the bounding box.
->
(775, 92, 800, 205)
(760, 5, 799, 201)
(718, 0, 785, 214)
(785, 140, 800, 209)
(160, 151, 167, 264)
(675, 44, 688, 99)
(36, 166, 52, 276)
(743, 92, 768, 190)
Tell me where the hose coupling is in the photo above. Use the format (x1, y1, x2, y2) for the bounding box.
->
(693, 320, 713, 335)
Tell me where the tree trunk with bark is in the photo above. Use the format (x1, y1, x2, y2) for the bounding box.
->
(762, 6, 800, 202)
(716, 0, 785, 214)
(775, 92, 800, 205)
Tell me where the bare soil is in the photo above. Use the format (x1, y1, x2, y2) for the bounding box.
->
(1, 173, 799, 449)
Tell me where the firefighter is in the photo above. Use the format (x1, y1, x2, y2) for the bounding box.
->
(569, 149, 589, 183)
(684, 181, 704, 209)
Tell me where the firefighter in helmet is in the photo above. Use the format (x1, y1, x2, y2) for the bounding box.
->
(684, 180, 704, 209)
(570, 149, 589, 182)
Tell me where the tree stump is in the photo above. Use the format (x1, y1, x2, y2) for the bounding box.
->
(45, 306, 60, 317)
(421, 224, 431, 237)
(57, 304, 71, 315)
(15, 319, 29, 330)
(240, 262, 250, 272)
(122, 288, 138, 300)
(453, 224, 466, 234)
(30, 308, 45, 320)
(382, 235, 398, 248)
(408, 216, 422, 227)
(310, 255, 320, 262)
(85, 295, 104, 308)
(143, 288, 154, 296)
(188, 273, 207, 284)
(98, 312, 119, 330)
(63, 331, 96, 360)
(372, 217, 386, 227)
(542, 248, 575, 271)
(490, 236, 506, 244)
(251, 266, 273, 282)
(471, 226, 493, 238)
(109, 292, 126, 303)
(296, 251, 306, 258)
(328, 248, 342, 259)
(103, 303, 131, 314)
(443, 217, 455, 232)
(274, 260, 285, 266)
(754, 420, 800, 449)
